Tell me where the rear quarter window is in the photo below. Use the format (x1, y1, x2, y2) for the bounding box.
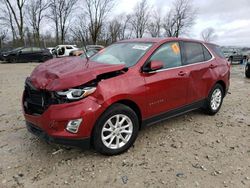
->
(207, 44, 225, 58)
(202, 45, 213, 61)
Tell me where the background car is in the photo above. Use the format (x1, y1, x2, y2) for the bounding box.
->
(0, 48, 13, 61)
(86, 45, 104, 51)
(227, 50, 246, 64)
(52, 45, 78, 57)
(0, 51, 3, 61)
(69, 45, 104, 56)
(69, 48, 99, 58)
(2, 47, 53, 63)
(46, 47, 55, 55)
(245, 62, 250, 78)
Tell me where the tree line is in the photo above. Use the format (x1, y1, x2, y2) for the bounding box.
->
(0, 0, 200, 48)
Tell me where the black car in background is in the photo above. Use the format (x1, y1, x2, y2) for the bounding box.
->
(246, 62, 250, 78)
(0, 48, 13, 61)
(2, 47, 53, 63)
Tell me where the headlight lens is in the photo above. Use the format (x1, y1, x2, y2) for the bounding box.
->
(56, 87, 96, 100)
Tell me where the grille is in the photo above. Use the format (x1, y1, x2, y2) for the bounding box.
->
(23, 80, 51, 115)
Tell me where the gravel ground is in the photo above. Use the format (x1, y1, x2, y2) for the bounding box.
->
(0, 62, 249, 188)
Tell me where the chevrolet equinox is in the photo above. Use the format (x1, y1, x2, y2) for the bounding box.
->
(23, 38, 230, 155)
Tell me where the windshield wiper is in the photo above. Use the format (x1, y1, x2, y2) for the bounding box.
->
(81, 38, 90, 66)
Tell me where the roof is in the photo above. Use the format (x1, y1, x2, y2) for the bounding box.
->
(117, 37, 217, 46)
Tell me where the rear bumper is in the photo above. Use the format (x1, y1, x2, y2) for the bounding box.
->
(26, 121, 91, 148)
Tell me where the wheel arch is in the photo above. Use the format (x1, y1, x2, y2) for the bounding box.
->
(90, 99, 143, 145)
(215, 80, 226, 96)
(115, 99, 142, 128)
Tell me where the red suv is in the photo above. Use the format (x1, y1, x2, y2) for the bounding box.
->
(23, 38, 230, 155)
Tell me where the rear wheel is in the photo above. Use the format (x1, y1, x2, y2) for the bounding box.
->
(93, 104, 139, 155)
(40, 56, 50, 62)
(205, 84, 224, 115)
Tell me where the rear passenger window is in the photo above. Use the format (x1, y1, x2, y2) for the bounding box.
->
(32, 47, 42, 52)
(207, 44, 225, 58)
(149, 42, 182, 69)
(183, 42, 204, 64)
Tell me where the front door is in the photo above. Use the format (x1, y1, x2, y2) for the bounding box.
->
(142, 42, 189, 118)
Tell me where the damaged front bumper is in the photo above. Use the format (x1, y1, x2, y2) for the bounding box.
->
(26, 121, 91, 148)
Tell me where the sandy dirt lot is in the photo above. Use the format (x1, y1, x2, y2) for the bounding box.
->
(0, 62, 249, 188)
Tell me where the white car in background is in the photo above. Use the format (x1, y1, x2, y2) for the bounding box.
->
(46, 47, 55, 55)
(53, 45, 79, 57)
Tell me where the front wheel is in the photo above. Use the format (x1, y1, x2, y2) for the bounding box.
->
(9, 56, 17, 63)
(205, 84, 224, 115)
(93, 104, 139, 155)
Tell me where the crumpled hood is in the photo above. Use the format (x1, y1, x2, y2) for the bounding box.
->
(29, 57, 125, 91)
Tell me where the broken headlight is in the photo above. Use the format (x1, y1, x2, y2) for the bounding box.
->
(56, 87, 96, 100)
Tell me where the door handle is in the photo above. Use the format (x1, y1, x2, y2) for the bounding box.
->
(178, 71, 187, 76)
(209, 64, 217, 69)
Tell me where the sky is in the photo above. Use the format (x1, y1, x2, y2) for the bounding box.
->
(114, 0, 250, 47)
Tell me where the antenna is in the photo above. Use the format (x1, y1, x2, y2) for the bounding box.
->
(82, 37, 89, 62)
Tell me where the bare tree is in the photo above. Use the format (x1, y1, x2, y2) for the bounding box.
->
(26, 0, 49, 46)
(84, 0, 115, 44)
(163, 0, 196, 37)
(148, 9, 162, 37)
(201, 27, 217, 42)
(3, 0, 26, 45)
(70, 14, 90, 46)
(118, 14, 132, 40)
(48, 0, 59, 44)
(0, 1, 17, 44)
(49, 0, 78, 44)
(108, 18, 122, 43)
(0, 29, 8, 48)
(130, 0, 150, 38)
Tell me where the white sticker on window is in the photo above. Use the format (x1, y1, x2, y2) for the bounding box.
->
(132, 45, 150, 50)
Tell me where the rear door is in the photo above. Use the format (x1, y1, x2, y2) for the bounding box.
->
(142, 42, 189, 117)
(181, 41, 215, 103)
(18, 47, 33, 62)
(31, 47, 43, 61)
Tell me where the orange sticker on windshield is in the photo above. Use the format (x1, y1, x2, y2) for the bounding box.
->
(171, 43, 180, 54)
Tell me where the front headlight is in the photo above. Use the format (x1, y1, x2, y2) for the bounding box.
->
(56, 87, 96, 100)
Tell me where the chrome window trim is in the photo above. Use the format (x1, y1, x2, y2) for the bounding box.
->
(145, 42, 215, 74)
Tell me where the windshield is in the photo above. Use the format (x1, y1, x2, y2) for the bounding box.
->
(90, 42, 153, 67)
(12, 47, 23, 52)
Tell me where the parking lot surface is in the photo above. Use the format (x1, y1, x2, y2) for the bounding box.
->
(0, 62, 249, 187)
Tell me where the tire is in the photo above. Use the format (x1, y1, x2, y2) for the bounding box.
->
(40, 56, 49, 62)
(205, 84, 224, 115)
(92, 103, 139, 155)
(229, 57, 233, 64)
(245, 64, 250, 78)
(9, 56, 17, 63)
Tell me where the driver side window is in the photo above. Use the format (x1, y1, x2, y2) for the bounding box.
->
(150, 42, 182, 69)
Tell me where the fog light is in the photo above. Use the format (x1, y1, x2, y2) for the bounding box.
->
(66, 119, 82, 133)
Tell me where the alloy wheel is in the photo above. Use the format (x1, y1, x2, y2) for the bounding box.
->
(210, 88, 222, 111)
(101, 114, 133, 150)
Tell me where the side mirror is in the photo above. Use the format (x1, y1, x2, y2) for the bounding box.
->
(143, 60, 164, 72)
(18, 50, 22, 54)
